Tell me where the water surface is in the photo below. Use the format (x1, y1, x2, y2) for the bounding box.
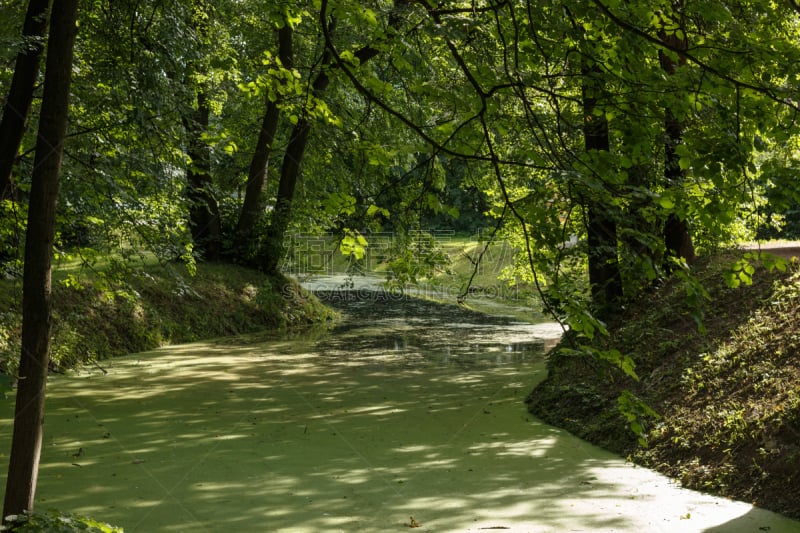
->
(0, 289, 797, 532)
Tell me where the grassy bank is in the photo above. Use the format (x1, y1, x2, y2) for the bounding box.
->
(527, 250, 800, 519)
(0, 260, 335, 378)
(1, 232, 530, 378)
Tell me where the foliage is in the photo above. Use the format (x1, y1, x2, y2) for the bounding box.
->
(1, 510, 122, 532)
(2, 0, 795, 323)
(2, 0, 800, 512)
(384, 230, 453, 287)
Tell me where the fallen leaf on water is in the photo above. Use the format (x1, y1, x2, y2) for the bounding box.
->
(131, 459, 146, 464)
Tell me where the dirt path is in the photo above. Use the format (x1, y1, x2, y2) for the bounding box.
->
(742, 241, 800, 260)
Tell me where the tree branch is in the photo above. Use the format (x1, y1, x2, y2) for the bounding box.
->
(590, 0, 799, 112)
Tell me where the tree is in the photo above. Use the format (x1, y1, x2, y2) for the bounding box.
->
(233, 23, 293, 257)
(582, 56, 623, 316)
(185, 88, 222, 260)
(258, 30, 335, 274)
(253, 1, 411, 273)
(0, 0, 50, 202)
(183, 0, 222, 260)
(311, 0, 800, 370)
(3, 0, 80, 520)
(0, 0, 792, 331)
(658, 2, 695, 266)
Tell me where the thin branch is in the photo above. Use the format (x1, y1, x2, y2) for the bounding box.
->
(457, 205, 505, 303)
(318, 0, 552, 170)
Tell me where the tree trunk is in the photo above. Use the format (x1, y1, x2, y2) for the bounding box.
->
(2, 0, 79, 520)
(185, 90, 222, 260)
(259, 119, 314, 273)
(0, 0, 51, 202)
(182, 0, 221, 261)
(661, 103, 695, 264)
(255, 6, 407, 273)
(258, 44, 334, 274)
(659, 11, 696, 266)
(233, 25, 293, 257)
(582, 62, 623, 316)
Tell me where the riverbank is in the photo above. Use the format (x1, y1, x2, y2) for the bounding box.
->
(527, 248, 800, 519)
(0, 261, 334, 379)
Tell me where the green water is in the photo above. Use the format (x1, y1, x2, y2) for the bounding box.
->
(1, 291, 798, 532)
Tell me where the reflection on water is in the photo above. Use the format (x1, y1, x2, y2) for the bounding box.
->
(312, 288, 562, 368)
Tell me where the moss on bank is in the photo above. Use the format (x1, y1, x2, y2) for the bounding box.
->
(0, 262, 335, 377)
(527, 250, 800, 519)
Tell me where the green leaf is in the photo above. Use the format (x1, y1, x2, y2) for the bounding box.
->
(362, 8, 378, 26)
(657, 196, 675, 209)
(366, 204, 390, 218)
(339, 49, 360, 67)
(618, 390, 659, 446)
(340, 230, 368, 260)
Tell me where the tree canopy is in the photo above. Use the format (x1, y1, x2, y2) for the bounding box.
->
(1, 0, 800, 516)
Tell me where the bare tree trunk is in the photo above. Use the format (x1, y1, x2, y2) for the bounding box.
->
(0, 0, 51, 202)
(2, 0, 79, 520)
(233, 25, 293, 256)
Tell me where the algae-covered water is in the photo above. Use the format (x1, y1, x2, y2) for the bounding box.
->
(1, 285, 799, 532)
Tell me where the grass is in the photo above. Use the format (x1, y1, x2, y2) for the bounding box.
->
(0, 259, 335, 378)
(527, 249, 800, 519)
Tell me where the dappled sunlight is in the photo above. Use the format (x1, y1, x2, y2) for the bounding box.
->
(468, 435, 559, 457)
(343, 404, 408, 417)
(1, 293, 798, 531)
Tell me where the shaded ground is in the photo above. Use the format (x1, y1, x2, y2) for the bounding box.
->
(528, 246, 800, 521)
(2, 292, 800, 531)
